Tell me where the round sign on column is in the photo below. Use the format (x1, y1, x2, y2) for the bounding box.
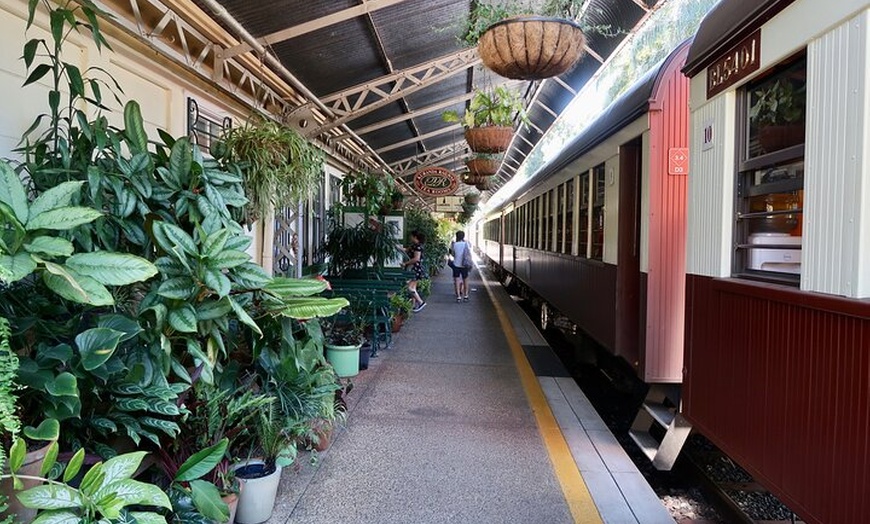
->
(414, 166, 458, 197)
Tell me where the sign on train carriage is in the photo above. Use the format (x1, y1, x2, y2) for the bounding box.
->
(414, 166, 459, 197)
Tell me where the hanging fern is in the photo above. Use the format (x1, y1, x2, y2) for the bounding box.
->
(222, 117, 324, 221)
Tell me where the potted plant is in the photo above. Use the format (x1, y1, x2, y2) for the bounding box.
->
(463, 0, 588, 80)
(749, 79, 806, 153)
(322, 310, 366, 378)
(339, 170, 395, 218)
(222, 116, 325, 222)
(466, 153, 502, 177)
(389, 292, 414, 332)
(442, 86, 528, 153)
(234, 406, 295, 524)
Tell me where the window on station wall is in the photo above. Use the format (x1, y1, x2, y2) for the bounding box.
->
(565, 178, 575, 254)
(735, 54, 806, 280)
(578, 172, 590, 257)
(556, 185, 565, 253)
(187, 98, 232, 153)
(591, 164, 605, 260)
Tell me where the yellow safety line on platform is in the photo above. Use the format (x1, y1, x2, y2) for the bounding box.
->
(483, 274, 603, 524)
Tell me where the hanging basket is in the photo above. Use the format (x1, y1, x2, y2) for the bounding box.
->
(464, 193, 480, 205)
(464, 126, 513, 154)
(462, 173, 489, 187)
(478, 16, 586, 80)
(475, 178, 494, 191)
(466, 157, 501, 177)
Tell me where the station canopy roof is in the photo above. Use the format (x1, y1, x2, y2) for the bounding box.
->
(97, 0, 668, 206)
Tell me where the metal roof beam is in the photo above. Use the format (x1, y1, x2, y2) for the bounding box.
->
(391, 142, 469, 175)
(351, 91, 477, 136)
(374, 124, 463, 154)
(222, 0, 413, 59)
(298, 48, 481, 136)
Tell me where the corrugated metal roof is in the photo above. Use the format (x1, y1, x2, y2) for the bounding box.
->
(191, 0, 666, 203)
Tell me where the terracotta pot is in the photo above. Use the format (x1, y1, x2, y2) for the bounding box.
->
(479, 16, 586, 80)
(391, 314, 405, 333)
(221, 492, 240, 524)
(465, 126, 513, 154)
(0, 442, 53, 523)
(465, 157, 500, 177)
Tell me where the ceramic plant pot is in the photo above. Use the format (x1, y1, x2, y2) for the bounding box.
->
(233, 461, 282, 524)
(326, 343, 361, 377)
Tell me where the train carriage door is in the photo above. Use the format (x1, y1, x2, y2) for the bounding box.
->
(616, 138, 642, 366)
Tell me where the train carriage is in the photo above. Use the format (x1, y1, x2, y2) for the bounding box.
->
(478, 40, 694, 467)
(681, 0, 870, 522)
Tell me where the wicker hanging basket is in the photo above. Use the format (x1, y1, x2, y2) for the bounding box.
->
(462, 173, 489, 187)
(464, 126, 513, 154)
(478, 16, 586, 80)
(475, 177, 494, 191)
(465, 157, 501, 177)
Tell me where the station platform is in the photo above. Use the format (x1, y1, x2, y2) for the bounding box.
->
(266, 261, 675, 524)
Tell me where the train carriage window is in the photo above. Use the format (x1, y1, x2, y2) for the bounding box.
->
(565, 179, 575, 255)
(579, 172, 590, 257)
(535, 196, 542, 250)
(543, 191, 551, 251)
(556, 185, 565, 253)
(592, 164, 605, 260)
(735, 55, 806, 281)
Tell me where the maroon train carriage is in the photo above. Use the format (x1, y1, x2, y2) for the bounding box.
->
(478, 40, 693, 468)
(682, 0, 870, 522)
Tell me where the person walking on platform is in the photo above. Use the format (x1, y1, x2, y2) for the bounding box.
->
(403, 230, 427, 312)
(448, 230, 473, 302)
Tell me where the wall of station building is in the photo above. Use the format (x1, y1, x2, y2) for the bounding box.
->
(0, 0, 352, 275)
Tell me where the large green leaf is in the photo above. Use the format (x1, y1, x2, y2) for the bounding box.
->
(0, 160, 28, 224)
(152, 222, 197, 257)
(66, 252, 158, 286)
(202, 268, 231, 298)
(16, 485, 82, 510)
(168, 305, 198, 333)
(174, 438, 228, 482)
(228, 297, 261, 337)
(23, 236, 74, 258)
(0, 253, 37, 282)
(280, 297, 350, 319)
(201, 229, 231, 258)
(157, 277, 197, 300)
(265, 277, 328, 297)
(42, 263, 114, 306)
(206, 250, 249, 270)
(231, 262, 272, 289)
(44, 372, 78, 397)
(169, 137, 192, 183)
(98, 452, 147, 488)
(27, 206, 102, 231)
(189, 479, 229, 522)
(195, 299, 233, 320)
(128, 512, 169, 524)
(22, 418, 60, 441)
(97, 479, 171, 510)
(28, 181, 85, 220)
(30, 510, 81, 524)
(75, 327, 123, 371)
(123, 101, 148, 154)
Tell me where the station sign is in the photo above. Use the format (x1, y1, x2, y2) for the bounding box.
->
(414, 166, 458, 197)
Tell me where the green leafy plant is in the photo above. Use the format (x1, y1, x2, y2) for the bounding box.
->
(338, 171, 395, 218)
(750, 79, 806, 126)
(222, 116, 324, 222)
(165, 438, 234, 523)
(0, 163, 157, 306)
(5, 443, 171, 523)
(389, 292, 413, 319)
(442, 86, 528, 128)
(321, 215, 400, 277)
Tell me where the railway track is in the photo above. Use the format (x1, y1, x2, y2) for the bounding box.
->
(680, 443, 804, 524)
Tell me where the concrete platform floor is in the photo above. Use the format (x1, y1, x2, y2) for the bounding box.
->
(265, 265, 574, 524)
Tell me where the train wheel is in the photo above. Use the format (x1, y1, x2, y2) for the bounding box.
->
(540, 303, 550, 330)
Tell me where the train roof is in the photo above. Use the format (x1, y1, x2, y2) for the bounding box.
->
(683, 0, 797, 77)
(514, 38, 692, 199)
